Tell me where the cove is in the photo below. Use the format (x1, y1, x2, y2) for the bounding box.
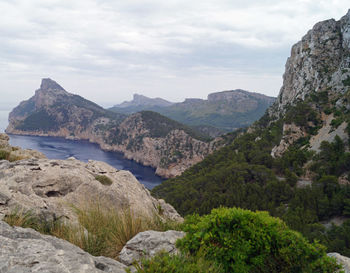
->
(9, 134, 164, 189)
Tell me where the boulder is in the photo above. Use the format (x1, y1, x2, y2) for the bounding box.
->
(0, 220, 126, 273)
(0, 157, 182, 224)
(328, 252, 350, 272)
(118, 230, 185, 266)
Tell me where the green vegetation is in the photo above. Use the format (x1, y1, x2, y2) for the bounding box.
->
(95, 175, 113, 185)
(140, 111, 212, 142)
(16, 110, 57, 131)
(0, 149, 10, 160)
(130, 252, 223, 273)
(152, 94, 350, 256)
(343, 76, 350, 86)
(110, 92, 275, 132)
(133, 208, 341, 273)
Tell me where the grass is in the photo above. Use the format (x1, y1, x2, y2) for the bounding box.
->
(95, 175, 113, 185)
(4, 202, 180, 260)
(0, 149, 10, 160)
(0, 148, 28, 162)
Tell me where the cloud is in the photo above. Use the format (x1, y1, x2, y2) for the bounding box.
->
(0, 0, 349, 106)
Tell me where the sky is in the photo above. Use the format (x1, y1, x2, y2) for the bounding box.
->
(0, 0, 349, 109)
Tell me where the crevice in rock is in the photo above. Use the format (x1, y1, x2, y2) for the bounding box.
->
(46, 191, 62, 197)
(94, 261, 108, 271)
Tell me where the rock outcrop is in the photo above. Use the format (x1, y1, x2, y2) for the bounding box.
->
(268, 10, 350, 159)
(328, 252, 350, 273)
(6, 79, 221, 178)
(0, 157, 182, 223)
(272, 10, 350, 114)
(0, 220, 127, 273)
(118, 230, 185, 266)
(0, 133, 45, 161)
(0, 135, 182, 223)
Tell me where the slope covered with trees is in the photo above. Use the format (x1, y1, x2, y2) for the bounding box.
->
(153, 10, 350, 256)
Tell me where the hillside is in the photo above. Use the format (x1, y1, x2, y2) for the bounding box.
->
(110, 89, 275, 134)
(152, 10, 350, 256)
(6, 79, 223, 177)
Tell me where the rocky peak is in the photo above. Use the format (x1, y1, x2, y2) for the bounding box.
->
(117, 94, 174, 108)
(40, 78, 65, 91)
(272, 9, 350, 115)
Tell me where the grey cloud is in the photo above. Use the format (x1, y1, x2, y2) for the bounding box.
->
(0, 0, 349, 105)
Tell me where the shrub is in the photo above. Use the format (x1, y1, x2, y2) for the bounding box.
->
(177, 207, 341, 273)
(95, 175, 113, 185)
(130, 252, 223, 273)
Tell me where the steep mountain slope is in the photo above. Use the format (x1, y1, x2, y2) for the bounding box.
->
(152, 10, 350, 256)
(6, 79, 222, 178)
(7, 78, 125, 134)
(110, 89, 275, 133)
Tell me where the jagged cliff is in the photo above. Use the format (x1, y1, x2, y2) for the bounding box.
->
(6, 79, 221, 177)
(272, 10, 350, 114)
(269, 10, 350, 157)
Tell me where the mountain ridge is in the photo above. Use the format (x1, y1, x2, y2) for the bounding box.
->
(6, 79, 222, 178)
(110, 89, 275, 133)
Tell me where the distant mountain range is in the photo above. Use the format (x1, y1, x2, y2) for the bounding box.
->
(110, 90, 275, 134)
(6, 79, 222, 178)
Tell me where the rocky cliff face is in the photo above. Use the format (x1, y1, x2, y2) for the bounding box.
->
(269, 10, 350, 157)
(6, 79, 219, 178)
(272, 10, 350, 115)
(95, 111, 221, 177)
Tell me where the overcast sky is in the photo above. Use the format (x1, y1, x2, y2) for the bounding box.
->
(0, 0, 349, 108)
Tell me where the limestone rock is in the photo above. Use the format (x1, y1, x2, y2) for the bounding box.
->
(271, 123, 306, 157)
(0, 157, 182, 223)
(0, 220, 126, 273)
(309, 114, 349, 152)
(271, 10, 350, 115)
(328, 252, 350, 272)
(118, 230, 185, 266)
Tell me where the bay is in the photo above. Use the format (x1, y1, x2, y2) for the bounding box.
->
(0, 110, 163, 189)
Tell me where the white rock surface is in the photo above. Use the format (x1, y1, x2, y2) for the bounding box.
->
(328, 252, 350, 272)
(118, 230, 185, 266)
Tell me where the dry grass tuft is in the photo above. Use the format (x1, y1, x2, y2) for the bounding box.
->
(3, 202, 180, 259)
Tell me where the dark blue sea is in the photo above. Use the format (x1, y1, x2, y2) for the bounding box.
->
(8, 134, 164, 189)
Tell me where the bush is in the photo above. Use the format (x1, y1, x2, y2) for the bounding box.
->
(130, 252, 223, 273)
(177, 207, 341, 273)
(95, 175, 113, 185)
